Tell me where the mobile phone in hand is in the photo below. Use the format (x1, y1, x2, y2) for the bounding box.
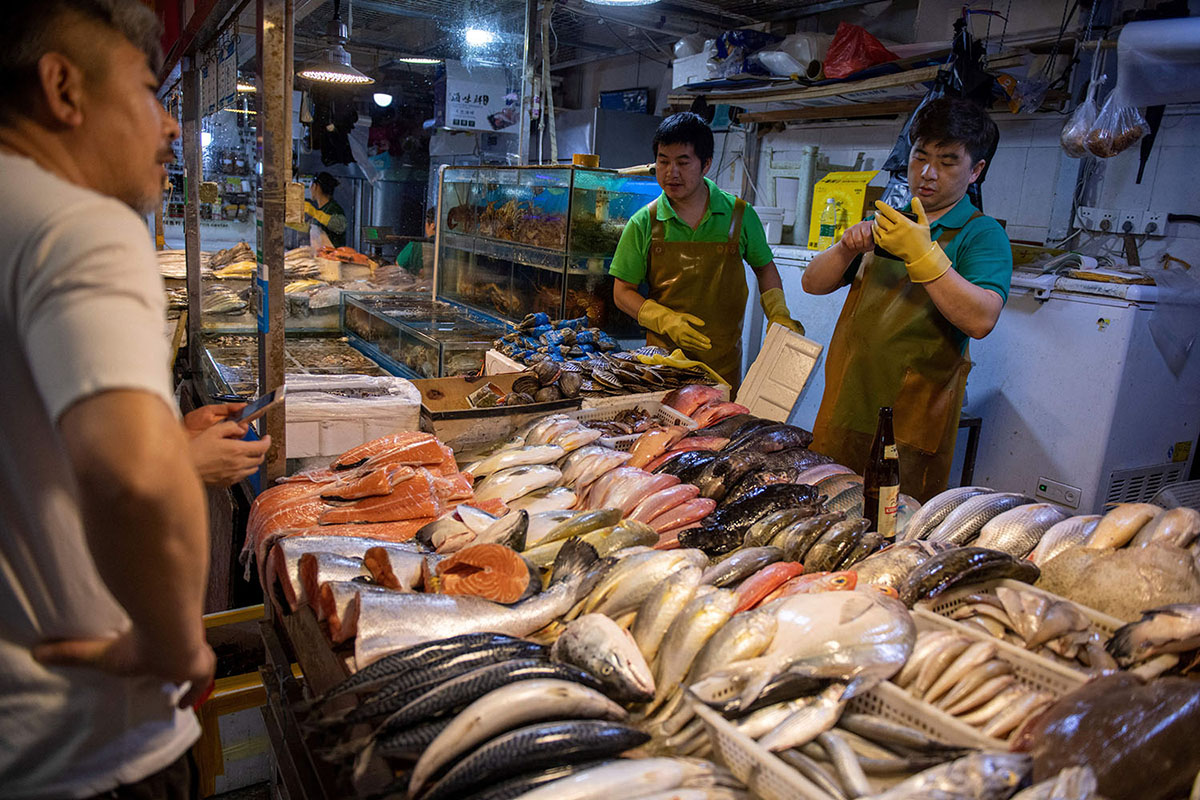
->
(234, 386, 286, 424)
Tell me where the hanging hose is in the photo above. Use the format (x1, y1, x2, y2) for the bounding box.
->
(540, 0, 558, 163)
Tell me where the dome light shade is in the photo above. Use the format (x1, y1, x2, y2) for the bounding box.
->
(373, 92, 393, 107)
(297, 1, 374, 85)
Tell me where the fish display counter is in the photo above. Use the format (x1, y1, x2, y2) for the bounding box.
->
(434, 164, 659, 339)
(247, 388, 1200, 800)
(200, 334, 388, 400)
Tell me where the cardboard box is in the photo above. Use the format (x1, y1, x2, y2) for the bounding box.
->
(806, 171, 882, 249)
(413, 372, 580, 456)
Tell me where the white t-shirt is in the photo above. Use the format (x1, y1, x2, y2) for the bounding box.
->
(0, 151, 199, 798)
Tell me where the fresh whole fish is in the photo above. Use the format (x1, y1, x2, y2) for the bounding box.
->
(900, 486, 993, 541)
(869, 753, 1031, 800)
(649, 498, 718, 535)
(507, 757, 736, 800)
(943, 674, 1017, 716)
(551, 614, 656, 703)
(583, 467, 646, 509)
(837, 530, 885, 570)
(631, 565, 703, 664)
(353, 539, 600, 666)
(474, 465, 562, 504)
(524, 414, 573, 446)
(1085, 502, 1161, 548)
(690, 590, 915, 709)
(795, 463, 855, 485)
(562, 448, 633, 489)
(815, 472, 864, 498)
(761, 571, 856, 604)
(701, 546, 783, 587)
(804, 518, 870, 572)
(758, 682, 847, 752)
(823, 483, 865, 517)
(508, 487, 578, 514)
(553, 427, 604, 452)
(630, 484, 701, 523)
(1009, 765, 1097, 800)
(910, 635, 972, 697)
(454, 761, 611, 800)
(659, 451, 722, 484)
(646, 588, 738, 715)
(958, 684, 1029, 727)
(522, 520, 652, 570)
(974, 503, 1070, 558)
(937, 659, 1013, 710)
(1029, 515, 1101, 566)
(1133, 507, 1200, 548)
(922, 640, 997, 704)
(743, 508, 818, 548)
(817, 730, 872, 797)
(525, 509, 581, 547)
(466, 445, 566, 478)
(894, 630, 957, 688)
(538, 508, 623, 546)
(770, 512, 845, 562)
(899, 547, 1040, 607)
(664, 384, 725, 416)
(1107, 603, 1200, 666)
(420, 720, 650, 800)
(688, 413, 762, 439)
(405, 679, 626, 799)
(584, 549, 708, 618)
(981, 689, 1055, 739)
(692, 451, 769, 501)
(608, 472, 682, 515)
(628, 426, 690, 469)
(692, 401, 750, 428)
(724, 423, 813, 454)
(344, 717, 450, 764)
(687, 609, 778, 687)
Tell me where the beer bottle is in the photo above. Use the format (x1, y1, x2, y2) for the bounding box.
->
(864, 406, 901, 537)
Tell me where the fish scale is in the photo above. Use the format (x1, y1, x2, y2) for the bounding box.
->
(903, 486, 994, 541)
(974, 503, 1070, 558)
(420, 721, 650, 800)
(926, 492, 1035, 546)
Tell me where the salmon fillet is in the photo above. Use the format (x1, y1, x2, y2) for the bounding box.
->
(436, 543, 532, 604)
(318, 471, 442, 524)
(332, 432, 442, 471)
(320, 464, 416, 501)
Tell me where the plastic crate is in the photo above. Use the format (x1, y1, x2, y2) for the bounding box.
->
(1152, 479, 1200, 511)
(895, 610, 1087, 748)
(846, 681, 999, 749)
(691, 701, 838, 800)
(569, 400, 696, 450)
(916, 578, 1124, 675)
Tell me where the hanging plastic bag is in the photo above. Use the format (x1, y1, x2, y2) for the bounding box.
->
(1085, 92, 1151, 158)
(823, 22, 898, 79)
(1061, 76, 1103, 157)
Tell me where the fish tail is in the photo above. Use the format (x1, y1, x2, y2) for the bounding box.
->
(550, 537, 600, 587)
(351, 739, 378, 783)
(1105, 623, 1138, 665)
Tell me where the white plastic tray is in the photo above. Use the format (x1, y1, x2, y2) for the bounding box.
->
(916, 578, 1123, 677)
(569, 400, 696, 450)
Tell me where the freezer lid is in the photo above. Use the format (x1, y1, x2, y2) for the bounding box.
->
(1011, 270, 1161, 304)
(738, 324, 823, 421)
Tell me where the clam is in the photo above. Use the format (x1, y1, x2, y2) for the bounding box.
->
(558, 371, 583, 398)
(512, 374, 540, 395)
(533, 359, 561, 386)
(505, 391, 534, 406)
(534, 386, 562, 402)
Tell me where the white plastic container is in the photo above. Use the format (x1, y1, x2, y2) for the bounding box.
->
(757, 206, 785, 245)
(283, 374, 422, 460)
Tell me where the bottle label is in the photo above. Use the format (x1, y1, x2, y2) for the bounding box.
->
(884, 444, 898, 459)
(877, 484, 900, 537)
(819, 222, 837, 238)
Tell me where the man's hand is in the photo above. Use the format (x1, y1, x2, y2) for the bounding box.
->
(838, 220, 875, 255)
(182, 403, 245, 437)
(873, 197, 951, 283)
(34, 630, 215, 709)
(189, 422, 271, 486)
(637, 299, 712, 352)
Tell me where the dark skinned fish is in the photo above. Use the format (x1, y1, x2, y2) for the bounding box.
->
(653, 449, 720, 482)
(457, 761, 613, 800)
(770, 512, 847, 562)
(724, 424, 814, 454)
(898, 547, 1041, 607)
(686, 413, 763, 439)
(803, 518, 870, 572)
(692, 451, 769, 501)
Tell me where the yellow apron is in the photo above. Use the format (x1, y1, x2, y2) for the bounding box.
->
(811, 213, 981, 502)
(645, 199, 749, 389)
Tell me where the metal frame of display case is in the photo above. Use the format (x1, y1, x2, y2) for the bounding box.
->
(432, 163, 657, 336)
(340, 291, 513, 380)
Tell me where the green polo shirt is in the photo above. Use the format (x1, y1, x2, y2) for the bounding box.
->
(610, 178, 775, 285)
(912, 195, 1012, 303)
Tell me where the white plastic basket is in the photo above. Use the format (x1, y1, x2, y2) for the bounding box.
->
(916, 578, 1124, 677)
(569, 400, 696, 450)
(691, 701, 838, 800)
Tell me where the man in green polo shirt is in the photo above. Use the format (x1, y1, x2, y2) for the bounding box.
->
(610, 112, 803, 389)
(803, 97, 1011, 501)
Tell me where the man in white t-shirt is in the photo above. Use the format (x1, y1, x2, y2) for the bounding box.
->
(0, 1, 220, 796)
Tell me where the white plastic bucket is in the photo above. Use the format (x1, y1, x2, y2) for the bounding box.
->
(757, 206, 785, 245)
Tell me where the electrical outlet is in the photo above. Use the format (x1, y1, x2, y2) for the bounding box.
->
(1095, 208, 1117, 233)
(1143, 211, 1167, 236)
(1118, 211, 1142, 235)
(1074, 206, 1098, 231)
(1074, 206, 1120, 232)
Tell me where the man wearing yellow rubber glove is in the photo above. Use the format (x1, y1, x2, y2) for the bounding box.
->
(802, 98, 1011, 501)
(303, 171, 348, 249)
(611, 112, 803, 390)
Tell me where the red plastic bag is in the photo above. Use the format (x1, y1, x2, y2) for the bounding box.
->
(823, 22, 898, 79)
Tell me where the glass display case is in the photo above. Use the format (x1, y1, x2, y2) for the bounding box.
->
(435, 165, 660, 337)
(199, 334, 386, 400)
(341, 292, 510, 379)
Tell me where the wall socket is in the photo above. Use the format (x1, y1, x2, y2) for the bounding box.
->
(1075, 206, 1119, 232)
(1143, 211, 1167, 236)
(1118, 211, 1142, 234)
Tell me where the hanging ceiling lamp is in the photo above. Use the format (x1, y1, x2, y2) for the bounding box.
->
(297, 0, 375, 85)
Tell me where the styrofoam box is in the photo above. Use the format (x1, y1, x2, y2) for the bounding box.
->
(672, 51, 715, 88)
(484, 348, 526, 375)
(284, 374, 422, 459)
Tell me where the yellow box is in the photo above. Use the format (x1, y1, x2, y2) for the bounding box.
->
(806, 171, 882, 249)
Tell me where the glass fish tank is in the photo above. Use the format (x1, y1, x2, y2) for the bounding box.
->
(435, 164, 659, 338)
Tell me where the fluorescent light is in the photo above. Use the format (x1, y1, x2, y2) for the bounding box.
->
(465, 28, 496, 47)
(373, 92, 393, 107)
(237, 82, 256, 93)
(224, 108, 258, 115)
(398, 56, 442, 65)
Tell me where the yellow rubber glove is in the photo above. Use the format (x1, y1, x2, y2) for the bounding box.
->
(872, 196, 951, 283)
(637, 299, 712, 352)
(760, 288, 805, 335)
(304, 201, 333, 227)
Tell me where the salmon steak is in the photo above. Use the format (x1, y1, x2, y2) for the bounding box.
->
(435, 543, 538, 604)
(319, 471, 443, 524)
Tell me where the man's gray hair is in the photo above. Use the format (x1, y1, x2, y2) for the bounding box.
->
(0, 0, 163, 119)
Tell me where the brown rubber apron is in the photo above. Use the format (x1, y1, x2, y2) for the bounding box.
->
(810, 213, 982, 502)
(645, 198, 749, 389)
